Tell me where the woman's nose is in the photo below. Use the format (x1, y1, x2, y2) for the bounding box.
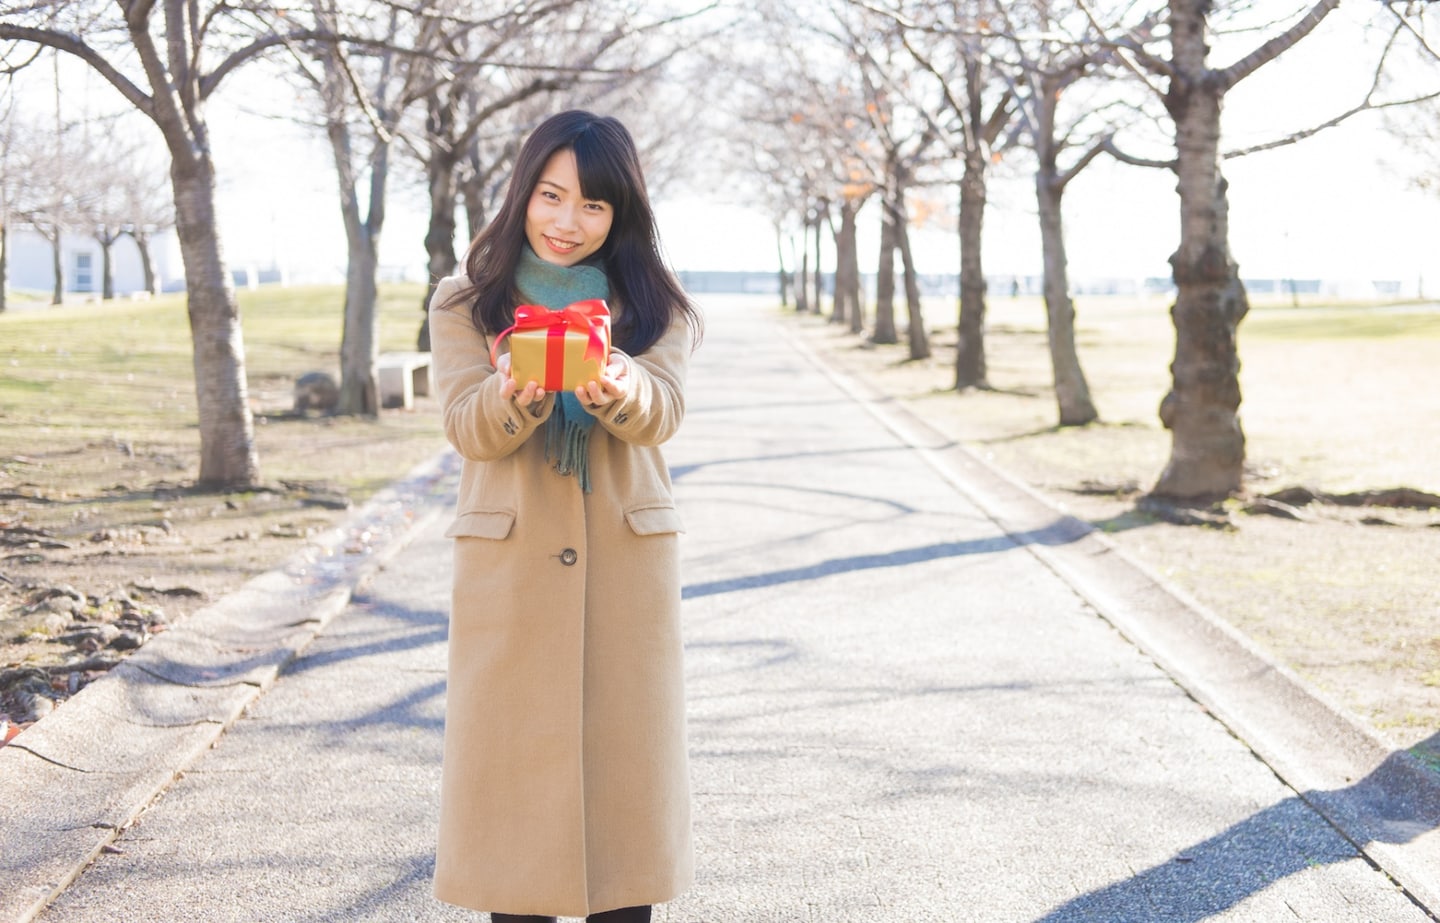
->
(554, 203, 578, 231)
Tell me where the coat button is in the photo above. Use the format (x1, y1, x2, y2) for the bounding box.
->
(559, 548, 578, 565)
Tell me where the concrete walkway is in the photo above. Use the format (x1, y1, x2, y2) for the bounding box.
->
(5, 295, 1437, 921)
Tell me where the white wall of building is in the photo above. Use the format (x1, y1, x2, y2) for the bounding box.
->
(4, 227, 181, 298)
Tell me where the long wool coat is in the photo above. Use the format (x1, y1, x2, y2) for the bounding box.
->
(427, 274, 694, 917)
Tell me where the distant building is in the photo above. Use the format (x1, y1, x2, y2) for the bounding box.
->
(4, 226, 181, 298)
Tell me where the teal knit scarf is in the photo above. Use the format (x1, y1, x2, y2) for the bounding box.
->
(514, 245, 611, 493)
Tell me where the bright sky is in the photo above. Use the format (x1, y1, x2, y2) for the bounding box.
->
(205, 91, 1440, 293)
(206, 107, 1440, 291)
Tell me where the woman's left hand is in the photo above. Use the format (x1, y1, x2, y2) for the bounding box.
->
(577, 356, 628, 408)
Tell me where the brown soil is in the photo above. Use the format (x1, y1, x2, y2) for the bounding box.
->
(788, 300, 1440, 758)
(0, 390, 449, 739)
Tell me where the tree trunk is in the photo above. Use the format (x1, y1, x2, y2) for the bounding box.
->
(896, 212, 929, 361)
(813, 206, 827, 320)
(418, 117, 460, 353)
(131, 229, 159, 295)
(1036, 173, 1097, 425)
(796, 236, 810, 314)
(100, 238, 115, 300)
(1034, 75, 1098, 427)
(775, 226, 790, 308)
(48, 227, 63, 305)
(1, 220, 8, 313)
(422, 97, 457, 296)
(955, 155, 988, 389)
(844, 202, 865, 334)
(339, 232, 380, 415)
(171, 151, 259, 487)
(872, 194, 898, 345)
(461, 164, 487, 240)
(830, 215, 849, 327)
(834, 200, 862, 333)
(327, 105, 385, 417)
(1152, 0, 1249, 500)
(777, 226, 789, 305)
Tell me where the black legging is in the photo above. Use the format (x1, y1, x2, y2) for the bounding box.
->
(491, 906, 651, 923)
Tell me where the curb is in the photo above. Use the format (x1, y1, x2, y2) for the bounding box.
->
(783, 319, 1440, 917)
(0, 450, 460, 923)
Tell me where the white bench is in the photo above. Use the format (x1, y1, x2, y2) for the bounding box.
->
(377, 351, 432, 409)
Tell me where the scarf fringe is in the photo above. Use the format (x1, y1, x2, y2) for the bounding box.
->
(546, 393, 595, 493)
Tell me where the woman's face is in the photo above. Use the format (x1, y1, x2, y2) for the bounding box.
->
(524, 148, 613, 267)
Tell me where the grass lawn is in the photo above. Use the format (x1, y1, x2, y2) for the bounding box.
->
(0, 283, 447, 498)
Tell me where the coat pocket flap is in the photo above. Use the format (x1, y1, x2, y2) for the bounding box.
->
(445, 510, 516, 540)
(624, 504, 684, 536)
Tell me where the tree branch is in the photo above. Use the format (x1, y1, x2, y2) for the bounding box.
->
(1072, 0, 1170, 94)
(1225, 88, 1440, 158)
(1056, 135, 1110, 189)
(1217, 0, 1342, 90)
(0, 24, 153, 116)
(1384, 0, 1440, 62)
(1102, 136, 1175, 170)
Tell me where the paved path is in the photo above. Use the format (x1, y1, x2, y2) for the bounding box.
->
(31, 296, 1437, 922)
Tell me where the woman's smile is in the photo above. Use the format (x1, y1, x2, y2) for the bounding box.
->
(525, 149, 613, 266)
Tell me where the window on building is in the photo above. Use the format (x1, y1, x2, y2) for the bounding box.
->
(74, 252, 93, 292)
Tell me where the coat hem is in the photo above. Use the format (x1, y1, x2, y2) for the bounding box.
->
(432, 881, 692, 918)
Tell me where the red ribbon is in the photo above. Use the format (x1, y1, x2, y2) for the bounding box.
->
(490, 299, 611, 391)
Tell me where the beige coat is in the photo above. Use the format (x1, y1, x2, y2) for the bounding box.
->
(427, 275, 694, 917)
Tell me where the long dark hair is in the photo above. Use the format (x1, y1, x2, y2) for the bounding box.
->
(453, 110, 701, 355)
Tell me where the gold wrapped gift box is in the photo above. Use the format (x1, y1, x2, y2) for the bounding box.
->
(491, 299, 611, 393)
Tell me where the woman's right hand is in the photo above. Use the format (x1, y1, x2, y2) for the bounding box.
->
(496, 353, 546, 405)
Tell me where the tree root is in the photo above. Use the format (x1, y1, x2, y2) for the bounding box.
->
(1261, 485, 1440, 511)
(1134, 484, 1440, 529)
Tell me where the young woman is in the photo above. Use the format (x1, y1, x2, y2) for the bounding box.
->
(427, 110, 702, 923)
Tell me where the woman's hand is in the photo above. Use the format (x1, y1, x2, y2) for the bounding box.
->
(496, 353, 546, 405)
(577, 356, 629, 409)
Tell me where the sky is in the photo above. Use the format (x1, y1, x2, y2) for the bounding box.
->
(12, 6, 1440, 295)
(202, 102, 1438, 292)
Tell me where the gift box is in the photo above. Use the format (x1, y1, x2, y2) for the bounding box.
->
(490, 299, 611, 393)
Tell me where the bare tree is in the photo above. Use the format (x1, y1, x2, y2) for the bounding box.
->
(0, 96, 12, 313)
(119, 155, 175, 297)
(883, 0, 1016, 389)
(78, 151, 134, 300)
(703, 2, 872, 320)
(989, 0, 1138, 426)
(4, 115, 83, 304)
(847, 13, 945, 359)
(0, 3, 319, 486)
(277, 0, 433, 416)
(1097, 0, 1436, 499)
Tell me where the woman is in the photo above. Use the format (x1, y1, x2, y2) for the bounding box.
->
(427, 110, 702, 923)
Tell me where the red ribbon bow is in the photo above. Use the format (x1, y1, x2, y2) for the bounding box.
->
(490, 299, 611, 391)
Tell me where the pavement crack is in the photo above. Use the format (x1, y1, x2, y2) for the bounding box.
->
(8, 744, 93, 773)
(128, 661, 256, 689)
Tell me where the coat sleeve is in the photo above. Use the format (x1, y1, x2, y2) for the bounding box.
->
(428, 275, 555, 461)
(593, 314, 692, 447)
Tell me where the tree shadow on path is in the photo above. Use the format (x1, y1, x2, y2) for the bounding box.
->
(1031, 732, 1440, 922)
(682, 516, 1089, 600)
